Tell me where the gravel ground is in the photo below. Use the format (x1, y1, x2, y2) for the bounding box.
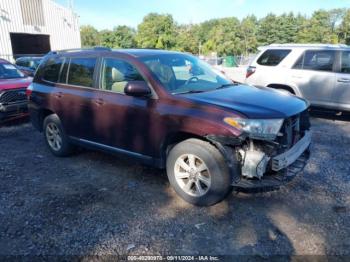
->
(0, 116, 349, 257)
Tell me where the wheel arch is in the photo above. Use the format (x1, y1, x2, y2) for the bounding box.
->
(36, 108, 55, 132)
(160, 131, 212, 167)
(266, 84, 300, 96)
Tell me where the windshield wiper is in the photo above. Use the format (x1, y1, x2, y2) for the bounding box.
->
(215, 83, 237, 90)
(172, 90, 206, 95)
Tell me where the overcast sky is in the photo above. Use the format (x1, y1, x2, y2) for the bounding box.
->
(55, 0, 350, 30)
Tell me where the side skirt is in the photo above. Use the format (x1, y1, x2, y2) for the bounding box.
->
(69, 136, 163, 168)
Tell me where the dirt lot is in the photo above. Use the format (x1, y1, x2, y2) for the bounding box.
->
(0, 116, 349, 257)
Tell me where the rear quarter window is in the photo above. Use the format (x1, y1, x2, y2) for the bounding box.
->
(67, 58, 97, 87)
(40, 57, 64, 83)
(257, 49, 291, 66)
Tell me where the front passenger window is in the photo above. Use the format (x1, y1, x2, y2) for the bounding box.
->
(101, 58, 144, 93)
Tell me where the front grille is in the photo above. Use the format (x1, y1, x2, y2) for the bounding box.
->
(0, 88, 27, 104)
(278, 110, 310, 150)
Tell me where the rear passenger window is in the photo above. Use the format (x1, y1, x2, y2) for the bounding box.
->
(293, 50, 335, 72)
(341, 51, 350, 74)
(42, 57, 64, 83)
(101, 58, 144, 93)
(257, 49, 291, 66)
(68, 58, 96, 87)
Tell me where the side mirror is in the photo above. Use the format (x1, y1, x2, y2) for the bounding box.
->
(124, 81, 151, 97)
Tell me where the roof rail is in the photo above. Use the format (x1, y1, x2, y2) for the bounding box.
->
(267, 43, 350, 48)
(47, 46, 112, 55)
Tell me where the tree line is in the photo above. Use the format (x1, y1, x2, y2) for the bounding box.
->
(80, 8, 350, 56)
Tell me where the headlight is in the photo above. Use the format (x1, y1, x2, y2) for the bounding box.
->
(224, 117, 283, 140)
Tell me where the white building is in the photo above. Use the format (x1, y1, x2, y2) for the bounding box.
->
(0, 0, 81, 62)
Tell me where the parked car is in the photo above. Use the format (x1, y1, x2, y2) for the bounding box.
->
(0, 59, 31, 121)
(15, 56, 42, 77)
(28, 47, 311, 206)
(245, 44, 350, 112)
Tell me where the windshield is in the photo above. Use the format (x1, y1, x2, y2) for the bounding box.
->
(0, 63, 25, 79)
(140, 53, 232, 94)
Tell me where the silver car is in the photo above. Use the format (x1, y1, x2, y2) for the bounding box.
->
(245, 44, 350, 112)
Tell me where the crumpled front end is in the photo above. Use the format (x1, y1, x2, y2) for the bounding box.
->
(208, 109, 311, 192)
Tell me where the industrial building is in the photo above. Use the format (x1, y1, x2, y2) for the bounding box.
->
(0, 0, 81, 61)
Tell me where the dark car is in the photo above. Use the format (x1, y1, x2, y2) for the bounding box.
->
(28, 47, 311, 206)
(0, 59, 32, 122)
(15, 57, 42, 77)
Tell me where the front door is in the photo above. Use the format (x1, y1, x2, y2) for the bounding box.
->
(91, 57, 155, 156)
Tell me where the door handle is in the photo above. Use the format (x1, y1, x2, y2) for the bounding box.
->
(93, 98, 105, 106)
(54, 92, 63, 98)
(337, 78, 350, 83)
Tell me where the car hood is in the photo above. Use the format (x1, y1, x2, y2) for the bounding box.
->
(180, 84, 308, 118)
(0, 77, 32, 91)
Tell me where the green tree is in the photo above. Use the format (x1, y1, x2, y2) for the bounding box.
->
(175, 24, 200, 54)
(200, 17, 241, 56)
(100, 26, 136, 48)
(339, 9, 350, 44)
(80, 25, 100, 47)
(297, 10, 338, 43)
(257, 14, 281, 45)
(99, 29, 114, 48)
(239, 15, 258, 55)
(136, 13, 177, 49)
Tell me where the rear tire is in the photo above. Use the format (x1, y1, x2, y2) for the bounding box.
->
(166, 138, 233, 206)
(43, 114, 73, 157)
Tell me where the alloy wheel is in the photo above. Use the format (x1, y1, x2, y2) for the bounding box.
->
(174, 154, 211, 197)
(46, 122, 62, 151)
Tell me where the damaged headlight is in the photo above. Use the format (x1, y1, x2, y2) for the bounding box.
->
(224, 117, 283, 140)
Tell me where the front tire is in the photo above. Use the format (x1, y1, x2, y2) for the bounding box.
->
(43, 114, 73, 157)
(166, 138, 233, 206)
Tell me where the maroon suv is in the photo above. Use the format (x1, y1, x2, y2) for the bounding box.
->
(28, 48, 311, 206)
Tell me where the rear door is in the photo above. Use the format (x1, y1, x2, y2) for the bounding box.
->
(334, 50, 350, 109)
(290, 50, 336, 104)
(54, 56, 100, 141)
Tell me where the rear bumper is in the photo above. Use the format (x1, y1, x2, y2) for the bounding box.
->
(0, 101, 28, 120)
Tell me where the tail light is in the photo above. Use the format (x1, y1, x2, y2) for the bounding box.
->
(246, 66, 256, 78)
(26, 84, 33, 98)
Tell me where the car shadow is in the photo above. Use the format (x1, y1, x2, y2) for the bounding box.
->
(310, 107, 350, 122)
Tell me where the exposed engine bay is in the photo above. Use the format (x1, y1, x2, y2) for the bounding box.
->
(236, 110, 311, 179)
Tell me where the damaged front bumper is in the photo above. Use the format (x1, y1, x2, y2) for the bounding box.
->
(271, 131, 311, 171)
(232, 131, 311, 193)
(208, 130, 311, 193)
(232, 149, 310, 193)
